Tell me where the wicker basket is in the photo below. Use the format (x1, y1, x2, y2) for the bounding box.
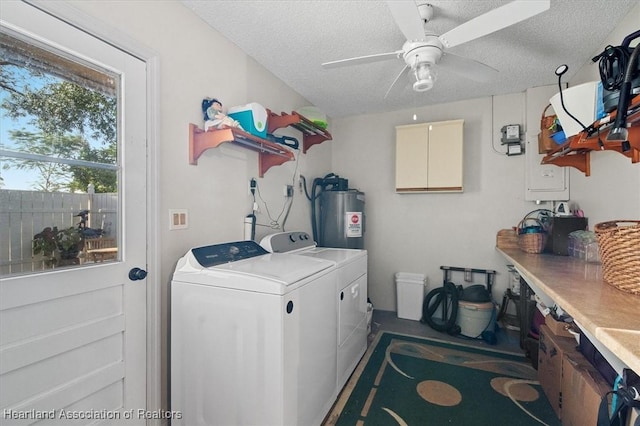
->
(517, 218, 547, 254)
(594, 220, 640, 295)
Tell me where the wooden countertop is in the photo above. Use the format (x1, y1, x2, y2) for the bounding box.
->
(497, 247, 640, 375)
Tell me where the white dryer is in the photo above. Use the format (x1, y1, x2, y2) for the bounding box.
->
(261, 231, 368, 391)
(171, 240, 337, 426)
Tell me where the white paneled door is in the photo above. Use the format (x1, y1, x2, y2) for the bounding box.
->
(0, 2, 147, 425)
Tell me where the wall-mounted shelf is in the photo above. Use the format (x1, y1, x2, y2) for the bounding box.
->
(189, 123, 294, 177)
(541, 94, 640, 176)
(267, 110, 332, 154)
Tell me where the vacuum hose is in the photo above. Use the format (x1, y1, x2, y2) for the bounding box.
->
(310, 177, 322, 242)
(421, 282, 460, 334)
(310, 173, 339, 243)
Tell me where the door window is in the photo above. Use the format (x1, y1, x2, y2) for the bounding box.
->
(1, 29, 120, 275)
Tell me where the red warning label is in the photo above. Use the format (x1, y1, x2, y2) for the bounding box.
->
(346, 212, 362, 237)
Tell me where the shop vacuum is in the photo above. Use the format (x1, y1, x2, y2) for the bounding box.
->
(592, 30, 640, 113)
(306, 173, 365, 249)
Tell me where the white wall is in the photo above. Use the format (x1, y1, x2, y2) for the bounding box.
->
(66, 0, 332, 412)
(331, 95, 534, 311)
(331, 2, 640, 312)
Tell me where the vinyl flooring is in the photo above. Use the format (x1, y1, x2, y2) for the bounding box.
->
(370, 309, 525, 355)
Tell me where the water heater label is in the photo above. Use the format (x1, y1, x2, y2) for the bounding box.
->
(345, 212, 362, 237)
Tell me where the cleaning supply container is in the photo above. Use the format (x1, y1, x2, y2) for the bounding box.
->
(395, 272, 426, 321)
(456, 301, 495, 338)
(227, 102, 268, 137)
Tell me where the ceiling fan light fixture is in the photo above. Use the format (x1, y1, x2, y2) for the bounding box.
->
(413, 62, 436, 92)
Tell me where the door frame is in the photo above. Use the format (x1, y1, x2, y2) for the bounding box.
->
(24, 0, 163, 420)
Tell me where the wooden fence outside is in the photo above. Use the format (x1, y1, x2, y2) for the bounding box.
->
(0, 190, 118, 275)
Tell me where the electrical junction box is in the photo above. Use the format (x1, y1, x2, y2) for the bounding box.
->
(501, 124, 521, 144)
(507, 143, 523, 156)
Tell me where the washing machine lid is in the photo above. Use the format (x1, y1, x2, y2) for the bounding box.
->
(212, 252, 332, 284)
(173, 241, 333, 292)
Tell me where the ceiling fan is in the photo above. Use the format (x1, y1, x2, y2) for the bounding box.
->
(322, 1, 551, 97)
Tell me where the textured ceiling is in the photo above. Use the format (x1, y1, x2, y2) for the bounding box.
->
(181, 0, 638, 119)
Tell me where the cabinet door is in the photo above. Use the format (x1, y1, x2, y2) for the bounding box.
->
(395, 120, 463, 192)
(396, 123, 429, 191)
(427, 120, 464, 191)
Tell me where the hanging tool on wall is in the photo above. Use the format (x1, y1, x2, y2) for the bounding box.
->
(244, 178, 258, 241)
(266, 133, 299, 150)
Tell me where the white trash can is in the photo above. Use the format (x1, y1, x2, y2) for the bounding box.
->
(395, 272, 426, 321)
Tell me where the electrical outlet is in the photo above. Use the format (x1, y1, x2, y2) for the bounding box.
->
(283, 185, 294, 197)
(249, 178, 257, 195)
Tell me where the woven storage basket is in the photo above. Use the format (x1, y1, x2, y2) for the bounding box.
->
(594, 220, 640, 295)
(517, 218, 547, 254)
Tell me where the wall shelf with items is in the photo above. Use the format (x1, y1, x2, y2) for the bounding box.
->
(541, 94, 640, 176)
(188, 123, 294, 177)
(267, 110, 332, 154)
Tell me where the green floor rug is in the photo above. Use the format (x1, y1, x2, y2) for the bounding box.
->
(325, 332, 560, 426)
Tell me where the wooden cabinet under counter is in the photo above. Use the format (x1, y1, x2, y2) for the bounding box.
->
(496, 247, 640, 376)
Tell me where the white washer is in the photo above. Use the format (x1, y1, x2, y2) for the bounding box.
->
(260, 231, 368, 392)
(171, 240, 337, 426)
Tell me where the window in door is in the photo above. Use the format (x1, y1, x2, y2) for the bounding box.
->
(0, 29, 120, 275)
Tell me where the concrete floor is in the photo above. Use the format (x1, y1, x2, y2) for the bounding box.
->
(371, 309, 524, 355)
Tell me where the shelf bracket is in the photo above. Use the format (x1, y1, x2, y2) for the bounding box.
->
(542, 150, 591, 176)
(189, 123, 231, 165)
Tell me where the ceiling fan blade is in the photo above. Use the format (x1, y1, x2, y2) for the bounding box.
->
(322, 50, 403, 69)
(384, 65, 410, 99)
(385, 0, 425, 42)
(438, 0, 550, 49)
(438, 53, 498, 82)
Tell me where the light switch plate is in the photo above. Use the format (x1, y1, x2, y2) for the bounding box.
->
(169, 209, 189, 230)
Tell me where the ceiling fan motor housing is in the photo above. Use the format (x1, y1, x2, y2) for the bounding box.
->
(402, 38, 443, 68)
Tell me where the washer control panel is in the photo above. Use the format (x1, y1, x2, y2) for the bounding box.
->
(192, 240, 268, 267)
(260, 231, 315, 253)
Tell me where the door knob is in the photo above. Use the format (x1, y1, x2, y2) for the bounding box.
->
(128, 267, 147, 281)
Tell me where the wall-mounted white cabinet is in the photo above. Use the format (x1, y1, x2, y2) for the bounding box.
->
(395, 119, 464, 193)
